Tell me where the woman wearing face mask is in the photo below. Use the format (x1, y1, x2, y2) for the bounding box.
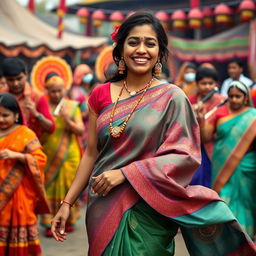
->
(69, 65, 98, 152)
(175, 62, 197, 96)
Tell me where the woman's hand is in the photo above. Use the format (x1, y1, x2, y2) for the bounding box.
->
(59, 104, 70, 122)
(25, 98, 38, 117)
(51, 204, 71, 242)
(195, 104, 206, 122)
(91, 169, 126, 196)
(0, 149, 23, 161)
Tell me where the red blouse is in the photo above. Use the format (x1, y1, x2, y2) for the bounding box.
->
(88, 82, 112, 115)
(209, 104, 229, 127)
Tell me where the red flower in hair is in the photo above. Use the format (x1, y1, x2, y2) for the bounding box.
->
(110, 25, 120, 43)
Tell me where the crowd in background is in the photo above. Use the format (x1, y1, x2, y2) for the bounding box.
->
(0, 54, 256, 255)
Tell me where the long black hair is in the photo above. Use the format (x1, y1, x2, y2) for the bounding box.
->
(0, 93, 24, 124)
(108, 11, 169, 82)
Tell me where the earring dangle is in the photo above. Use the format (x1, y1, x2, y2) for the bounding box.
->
(15, 117, 19, 123)
(154, 60, 162, 77)
(118, 57, 126, 74)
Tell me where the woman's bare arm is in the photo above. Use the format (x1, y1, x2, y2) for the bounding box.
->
(63, 109, 99, 205)
(51, 109, 98, 241)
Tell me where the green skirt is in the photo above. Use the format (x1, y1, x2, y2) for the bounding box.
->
(103, 200, 178, 256)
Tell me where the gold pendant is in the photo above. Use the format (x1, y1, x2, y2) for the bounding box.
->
(112, 126, 121, 136)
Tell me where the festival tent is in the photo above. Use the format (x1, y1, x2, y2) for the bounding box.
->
(168, 20, 255, 81)
(0, 0, 107, 59)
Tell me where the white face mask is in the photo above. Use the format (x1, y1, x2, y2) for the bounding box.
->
(83, 73, 93, 84)
(184, 72, 196, 82)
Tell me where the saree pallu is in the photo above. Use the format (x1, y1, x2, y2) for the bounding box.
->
(86, 83, 256, 256)
(0, 125, 49, 256)
(212, 108, 256, 238)
(40, 100, 81, 228)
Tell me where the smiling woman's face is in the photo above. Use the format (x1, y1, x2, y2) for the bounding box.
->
(122, 24, 159, 76)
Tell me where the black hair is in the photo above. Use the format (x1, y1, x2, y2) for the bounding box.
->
(0, 68, 3, 78)
(89, 75, 101, 89)
(45, 73, 59, 83)
(108, 11, 169, 82)
(2, 58, 27, 77)
(185, 62, 197, 70)
(0, 93, 23, 124)
(196, 67, 218, 82)
(227, 58, 243, 68)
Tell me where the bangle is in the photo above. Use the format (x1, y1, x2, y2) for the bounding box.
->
(60, 200, 73, 207)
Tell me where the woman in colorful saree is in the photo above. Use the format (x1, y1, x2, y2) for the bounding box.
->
(197, 80, 256, 239)
(51, 12, 256, 255)
(40, 75, 84, 237)
(0, 92, 49, 256)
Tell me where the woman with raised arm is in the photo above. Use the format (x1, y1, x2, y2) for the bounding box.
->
(51, 12, 256, 255)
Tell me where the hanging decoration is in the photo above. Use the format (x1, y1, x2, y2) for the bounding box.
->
(238, 0, 256, 23)
(109, 11, 125, 28)
(57, 0, 67, 39)
(214, 3, 233, 26)
(92, 9, 106, 27)
(77, 7, 90, 24)
(171, 10, 187, 30)
(155, 11, 169, 30)
(188, 8, 203, 29)
(202, 8, 214, 28)
(95, 45, 115, 82)
(28, 0, 35, 13)
(30, 56, 73, 94)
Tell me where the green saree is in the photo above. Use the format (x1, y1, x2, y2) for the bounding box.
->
(212, 108, 256, 238)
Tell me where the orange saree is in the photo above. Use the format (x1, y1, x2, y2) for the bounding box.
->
(0, 125, 49, 256)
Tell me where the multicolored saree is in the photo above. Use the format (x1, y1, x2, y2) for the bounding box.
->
(212, 108, 256, 238)
(86, 83, 256, 256)
(40, 99, 82, 228)
(0, 125, 49, 256)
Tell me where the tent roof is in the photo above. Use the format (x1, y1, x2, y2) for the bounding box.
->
(0, 0, 107, 52)
(66, 0, 241, 13)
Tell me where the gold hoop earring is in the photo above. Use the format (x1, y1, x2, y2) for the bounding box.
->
(154, 60, 162, 77)
(118, 57, 126, 74)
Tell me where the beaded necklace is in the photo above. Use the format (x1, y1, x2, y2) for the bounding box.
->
(109, 78, 154, 138)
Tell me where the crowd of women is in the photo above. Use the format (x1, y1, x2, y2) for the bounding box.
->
(0, 59, 99, 255)
(0, 10, 256, 256)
